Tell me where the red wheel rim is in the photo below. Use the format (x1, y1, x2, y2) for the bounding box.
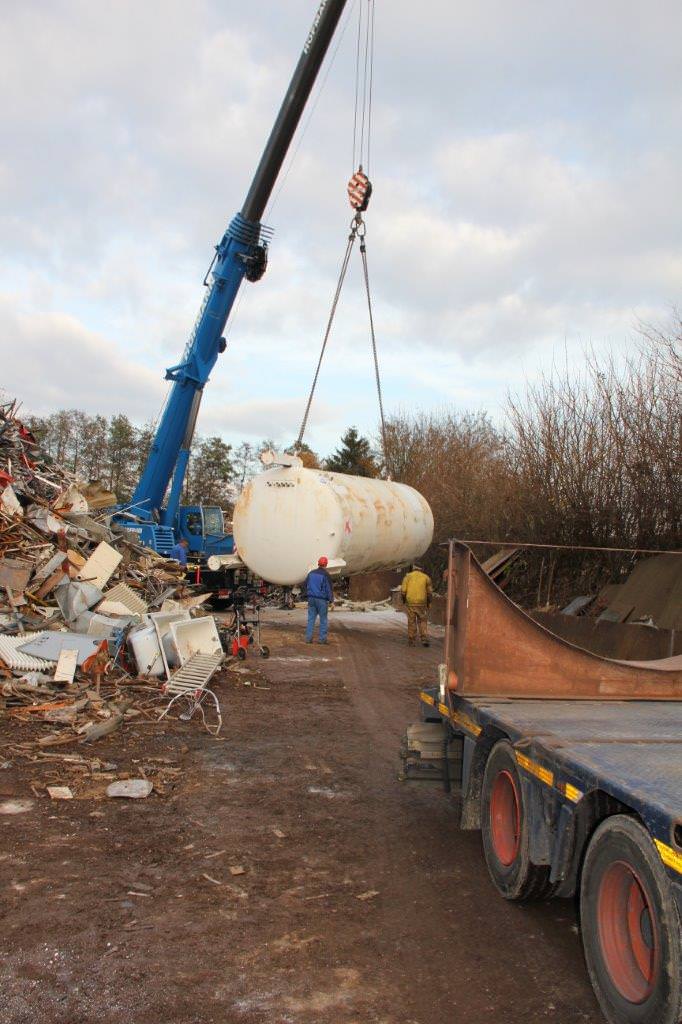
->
(490, 769, 521, 866)
(597, 860, 659, 1003)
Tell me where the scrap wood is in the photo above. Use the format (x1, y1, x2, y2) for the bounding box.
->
(34, 567, 66, 600)
(80, 701, 132, 743)
(38, 733, 79, 748)
(46, 785, 73, 800)
(0, 558, 32, 593)
(9, 700, 74, 715)
(0, 396, 219, 741)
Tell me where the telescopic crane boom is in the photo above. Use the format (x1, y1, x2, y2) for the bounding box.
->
(127, 0, 347, 551)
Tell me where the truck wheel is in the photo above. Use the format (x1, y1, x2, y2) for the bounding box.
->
(580, 815, 682, 1024)
(481, 740, 555, 901)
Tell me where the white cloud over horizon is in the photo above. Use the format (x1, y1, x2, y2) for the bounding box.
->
(1, 0, 680, 457)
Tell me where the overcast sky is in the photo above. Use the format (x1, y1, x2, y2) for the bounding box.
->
(1, 0, 680, 456)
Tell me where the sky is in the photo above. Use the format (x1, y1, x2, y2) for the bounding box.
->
(1, 0, 680, 458)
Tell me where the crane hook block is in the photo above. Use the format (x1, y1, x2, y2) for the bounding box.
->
(348, 169, 372, 212)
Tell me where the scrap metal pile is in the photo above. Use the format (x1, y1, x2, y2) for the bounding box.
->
(0, 398, 225, 749)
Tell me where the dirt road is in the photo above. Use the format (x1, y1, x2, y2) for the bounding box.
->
(0, 609, 601, 1023)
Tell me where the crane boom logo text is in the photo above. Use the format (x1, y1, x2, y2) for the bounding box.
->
(303, 1, 328, 55)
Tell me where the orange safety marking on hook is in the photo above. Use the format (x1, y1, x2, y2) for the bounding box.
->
(347, 170, 372, 211)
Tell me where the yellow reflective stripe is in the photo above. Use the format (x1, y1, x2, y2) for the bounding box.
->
(450, 709, 482, 737)
(655, 839, 682, 875)
(563, 782, 583, 803)
(418, 691, 482, 736)
(515, 751, 554, 787)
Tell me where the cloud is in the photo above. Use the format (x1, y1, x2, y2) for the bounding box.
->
(1, 0, 680, 452)
(0, 297, 165, 420)
(200, 396, 337, 443)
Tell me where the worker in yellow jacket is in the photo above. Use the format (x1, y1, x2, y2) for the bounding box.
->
(401, 564, 433, 647)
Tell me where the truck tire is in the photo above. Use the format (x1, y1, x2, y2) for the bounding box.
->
(481, 740, 555, 902)
(580, 815, 682, 1024)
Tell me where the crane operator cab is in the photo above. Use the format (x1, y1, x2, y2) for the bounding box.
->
(176, 505, 233, 560)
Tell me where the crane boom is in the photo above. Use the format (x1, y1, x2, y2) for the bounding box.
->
(130, 0, 347, 530)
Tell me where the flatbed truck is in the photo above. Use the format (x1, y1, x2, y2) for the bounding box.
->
(403, 682, 682, 1024)
(402, 540, 682, 1024)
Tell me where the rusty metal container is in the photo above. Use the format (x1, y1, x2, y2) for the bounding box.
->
(233, 457, 433, 585)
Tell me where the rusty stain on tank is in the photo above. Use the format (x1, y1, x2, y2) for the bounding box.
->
(233, 461, 433, 585)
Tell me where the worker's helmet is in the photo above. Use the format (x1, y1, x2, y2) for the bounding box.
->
(318, 556, 328, 567)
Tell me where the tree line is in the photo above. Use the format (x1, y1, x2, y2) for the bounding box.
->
(25, 410, 238, 509)
(22, 412, 378, 510)
(24, 321, 680, 598)
(380, 325, 681, 599)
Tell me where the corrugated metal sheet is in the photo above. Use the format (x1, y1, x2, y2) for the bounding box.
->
(0, 633, 56, 671)
(97, 582, 148, 616)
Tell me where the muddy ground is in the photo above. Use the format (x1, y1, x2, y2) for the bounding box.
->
(0, 608, 601, 1023)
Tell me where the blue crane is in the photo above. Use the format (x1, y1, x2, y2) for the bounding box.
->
(117, 0, 347, 569)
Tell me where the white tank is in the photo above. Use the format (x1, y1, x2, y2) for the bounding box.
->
(233, 455, 434, 585)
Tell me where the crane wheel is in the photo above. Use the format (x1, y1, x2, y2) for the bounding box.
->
(481, 740, 556, 902)
(580, 815, 682, 1024)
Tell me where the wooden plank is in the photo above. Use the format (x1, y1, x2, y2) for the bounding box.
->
(53, 648, 78, 684)
(76, 542, 122, 589)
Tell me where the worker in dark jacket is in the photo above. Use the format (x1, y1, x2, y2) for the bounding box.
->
(305, 556, 334, 644)
(169, 538, 189, 566)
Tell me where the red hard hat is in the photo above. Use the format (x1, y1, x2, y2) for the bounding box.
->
(318, 556, 328, 567)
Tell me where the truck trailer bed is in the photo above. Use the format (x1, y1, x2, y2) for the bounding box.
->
(421, 689, 682, 881)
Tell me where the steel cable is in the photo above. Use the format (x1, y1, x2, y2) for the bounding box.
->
(359, 230, 388, 470)
(295, 222, 358, 450)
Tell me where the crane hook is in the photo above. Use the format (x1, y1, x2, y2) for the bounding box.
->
(347, 166, 372, 212)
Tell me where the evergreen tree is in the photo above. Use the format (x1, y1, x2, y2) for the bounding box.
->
(324, 427, 377, 477)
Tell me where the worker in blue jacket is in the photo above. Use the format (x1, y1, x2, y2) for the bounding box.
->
(305, 556, 334, 644)
(169, 538, 189, 566)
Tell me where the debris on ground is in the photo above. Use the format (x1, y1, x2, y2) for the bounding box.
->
(334, 598, 391, 613)
(0, 397, 228, 757)
(106, 778, 154, 799)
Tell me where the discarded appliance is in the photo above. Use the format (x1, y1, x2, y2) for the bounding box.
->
(127, 624, 166, 677)
(167, 616, 222, 666)
(159, 651, 224, 736)
(17, 632, 106, 669)
(233, 453, 434, 585)
(127, 610, 190, 677)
